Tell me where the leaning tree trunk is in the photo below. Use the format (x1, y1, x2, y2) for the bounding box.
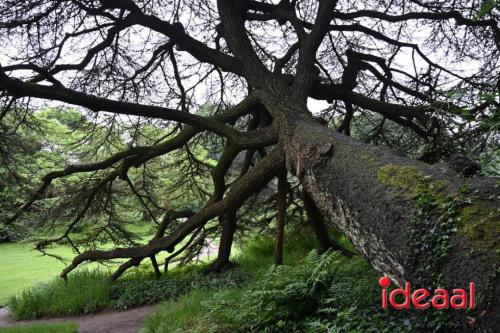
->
(267, 98, 499, 331)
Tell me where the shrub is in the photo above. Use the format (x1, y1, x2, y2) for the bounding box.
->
(110, 266, 248, 310)
(206, 252, 457, 333)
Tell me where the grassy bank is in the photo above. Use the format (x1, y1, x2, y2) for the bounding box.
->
(5, 233, 317, 320)
(7, 253, 246, 320)
(0, 323, 77, 333)
(0, 224, 162, 306)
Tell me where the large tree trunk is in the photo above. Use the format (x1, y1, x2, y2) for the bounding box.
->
(269, 99, 499, 331)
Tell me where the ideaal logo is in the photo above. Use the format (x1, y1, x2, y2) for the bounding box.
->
(379, 276, 475, 310)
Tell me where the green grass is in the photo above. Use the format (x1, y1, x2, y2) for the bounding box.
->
(4, 229, 346, 328)
(0, 243, 75, 305)
(141, 234, 323, 333)
(7, 249, 246, 320)
(8, 270, 111, 320)
(141, 233, 458, 333)
(0, 224, 158, 305)
(141, 289, 213, 333)
(0, 323, 77, 333)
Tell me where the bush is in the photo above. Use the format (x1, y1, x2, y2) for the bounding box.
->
(109, 266, 247, 310)
(205, 252, 457, 333)
(141, 235, 328, 333)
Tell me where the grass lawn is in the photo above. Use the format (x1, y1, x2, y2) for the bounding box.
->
(0, 243, 76, 306)
(0, 235, 217, 306)
(0, 224, 157, 306)
(0, 323, 77, 333)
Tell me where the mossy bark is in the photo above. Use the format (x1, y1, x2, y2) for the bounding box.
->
(274, 111, 499, 331)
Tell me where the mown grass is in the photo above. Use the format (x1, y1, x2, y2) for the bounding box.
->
(7, 244, 247, 319)
(0, 323, 78, 333)
(0, 243, 75, 305)
(0, 223, 158, 306)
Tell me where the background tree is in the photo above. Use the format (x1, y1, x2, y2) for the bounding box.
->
(0, 0, 498, 330)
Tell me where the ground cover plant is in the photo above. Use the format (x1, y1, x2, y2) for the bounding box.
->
(141, 236, 459, 333)
(7, 265, 247, 320)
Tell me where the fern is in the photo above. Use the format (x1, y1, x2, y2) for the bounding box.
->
(207, 249, 455, 332)
(208, 250, 341, 332)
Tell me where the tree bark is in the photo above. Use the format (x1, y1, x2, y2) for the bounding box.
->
(150, 255, 161, 278)
(303, 190, 333, 252)
(303, 191, 355, 256)
(264, 96, 499, 331)
(212, 210, 237, 272)
(275, 168, 287, 265)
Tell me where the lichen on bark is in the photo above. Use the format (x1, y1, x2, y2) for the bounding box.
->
(376, 164, 497, 280)
(458, 199, 500, 258)
(377, 164, 446, 197)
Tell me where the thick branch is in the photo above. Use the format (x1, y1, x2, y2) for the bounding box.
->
(6, 96, 272, 224)
(0, 72, 242, 138)
(60, 148, 285, 278)
(217, 0, 270, 84)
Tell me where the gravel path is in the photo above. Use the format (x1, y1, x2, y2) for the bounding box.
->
(0, 306, 155, 333)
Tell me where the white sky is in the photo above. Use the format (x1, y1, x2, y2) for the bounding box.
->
(0, 2, 491, 117)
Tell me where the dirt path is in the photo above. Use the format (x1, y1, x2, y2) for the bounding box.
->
(0, 306, 155, 333)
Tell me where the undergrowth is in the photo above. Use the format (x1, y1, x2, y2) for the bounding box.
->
(142, 236, 459, 333)
(7, 233, 289, 319)
(9, 232, 458, 332)
(8, 263, 247, 320)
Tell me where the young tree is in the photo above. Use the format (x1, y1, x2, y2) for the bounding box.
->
(0, 0, 498, 329)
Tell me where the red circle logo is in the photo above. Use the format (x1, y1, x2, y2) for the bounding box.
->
(379, 276, 391, 288)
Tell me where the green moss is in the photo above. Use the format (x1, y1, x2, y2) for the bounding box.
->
(378, 164, 498, 253)
(359, 154, 378, 164)
(377, 164, 445, 197)
(458, 200, 500, 257)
